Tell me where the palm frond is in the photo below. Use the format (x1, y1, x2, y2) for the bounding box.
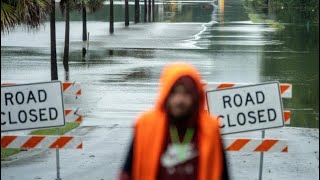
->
(1, 1, 17, 33)
(86, 0, 104, 12)
(73, 0, 104, 12)
(1, 0, 51, 33)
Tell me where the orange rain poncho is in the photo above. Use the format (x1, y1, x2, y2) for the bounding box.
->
(132, 63, 225, 180)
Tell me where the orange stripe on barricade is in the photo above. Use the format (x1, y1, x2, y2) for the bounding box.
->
(62, 82, 82, 96)
(77, 143, 83, 149)
(21, 136, 45, 149)
(1, 135, 82, 149)
(282, 146, 288, 152)
(226, 139, 250, 151)
(65, 108, 83, 123)
(65, 109, 73, 116)
(254, 140, 279, 152)
(205, 82, 292, 98)
(63, 82, 72, 92)
(76, 90, 82, 96)
(75, 116, 83, 123)
(284, 111, 291, 124)
(280, 84, 290, 94)
(1, 136, 17, 148)
(217, 83, 235, 89)
(49, 136, 73, 149)
(224, 138, 288, 153)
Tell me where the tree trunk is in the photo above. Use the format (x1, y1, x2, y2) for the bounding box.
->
(63, 2, 70, 81)
(50, 0, 58, 81)
(148, 0, 151, 22)
(135, 0, 140, 23)
(152, 0, 155, 22)
(110, 0, 114, 33)
(125, 0, 129, 26)
(82, 5, 87, 58)
(144, 0, 147, 22)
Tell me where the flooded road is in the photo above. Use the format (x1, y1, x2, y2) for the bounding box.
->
(2, 0, 318, 128)
(1, 0, 319, 179)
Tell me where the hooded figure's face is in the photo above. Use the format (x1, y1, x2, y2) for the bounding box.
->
(165, 76, 200, 124)
(156, 63, 205, 126)
(166, 84, 194, 119)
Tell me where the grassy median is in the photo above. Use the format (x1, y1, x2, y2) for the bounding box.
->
(29, 122, 80, 135)
(1, 122, 80, 160)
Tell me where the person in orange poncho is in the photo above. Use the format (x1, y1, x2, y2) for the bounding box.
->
(118, 62, 229, 180)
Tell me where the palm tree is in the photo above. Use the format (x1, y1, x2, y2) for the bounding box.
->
(1, 0, 58, 80)
(50, 0, 58, 81)
(60, 0, 104, 81)
(60, 0, 71, 81)
(1, 0, 51, 33)
(74, 0, 104, 58)
(82, 3, 87, 57)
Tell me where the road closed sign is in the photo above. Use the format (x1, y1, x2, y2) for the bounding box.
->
(206, 82, 284, 135)
(1, 81, 65, 132)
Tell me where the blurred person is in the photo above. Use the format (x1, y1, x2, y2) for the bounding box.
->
(118, 62, 229, 180)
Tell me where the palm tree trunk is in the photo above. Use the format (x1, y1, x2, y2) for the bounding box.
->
(50, 0, 58, 81)
(63, 2, 70, 81)
(82, 5, 87, 58)
(144, 0, 147, 22)
(125, 0, 129, 26)
(148, 0, 151, 22)
(135, 0, 140, 23)
(152, 0, 155, 22)
(110, 0, 114, 33)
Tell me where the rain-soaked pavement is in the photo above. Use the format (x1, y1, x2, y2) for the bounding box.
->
(1, 0, 319, 179)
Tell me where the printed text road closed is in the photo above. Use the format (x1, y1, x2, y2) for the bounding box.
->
(206, 82, 284, 135)
(1, 81, 65, 132)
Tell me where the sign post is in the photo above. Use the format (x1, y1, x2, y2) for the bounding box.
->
(56, 128, 61, 180)
(206, 82, 285, 135)
(259, 130, 265, 180)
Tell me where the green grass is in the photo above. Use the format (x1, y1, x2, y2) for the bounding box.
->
(248, 13, 262, 23)
(1, 148, 21, 160)
(248, 13, 285, 31)
(29, 122, 80, 135)
(1, 122, 80, 160)
(269, 21, 285, 31)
